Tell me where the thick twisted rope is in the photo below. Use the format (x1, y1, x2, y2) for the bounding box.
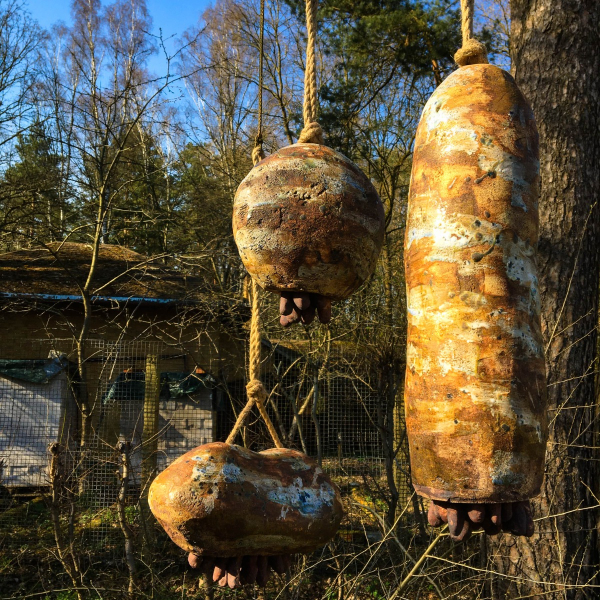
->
(460, 0, 474, 42)
(252, 0, 266, 165)
(454, 0, 488, 67)
(229, 1, 283, 448)
(226, 279, 283, 447)
(298, 0, 323, 144)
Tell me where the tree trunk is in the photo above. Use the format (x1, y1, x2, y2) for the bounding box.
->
(492, 2, 600, 597)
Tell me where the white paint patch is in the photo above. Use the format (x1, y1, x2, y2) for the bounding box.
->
(407, 306, 421, 318)
(436, 340, 479, 377)
(509, 322, 544, 359)
(408, 209, 501, 259)
(501, 238, 541, 316)
(436, 125, 480, 156)
(406, 226, 433, 249)
(311, 468, 322, 486)
(477, 147, 537, 213)
(279, 456, 312, 471)
(490, 451, 526, 486)
(266, 482, 336, 517)
(202, 487, 218, 514)
(192, 456, 241, 484)
(221, 462, 242, 482)
(422, 100, 473, 137)
(406, 342, 433, 375)
(192, 457, 218, 482)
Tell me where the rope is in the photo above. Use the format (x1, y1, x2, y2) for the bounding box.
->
(460, 0, 474, 43)
(454, 0, 488, 67)
(227, 6, 283, 449)
(226, 279, 283, 448)
(298, 0, 323, 144)
(252, 0, 266, 165)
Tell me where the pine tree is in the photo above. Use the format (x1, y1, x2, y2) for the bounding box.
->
(0, 122, 67, 249)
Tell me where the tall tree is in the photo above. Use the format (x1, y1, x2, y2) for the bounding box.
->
(0, 122, 66, 248)
(492, 1, 600, 597)
(36, 0, 179, 449)
(0, 0, 43, 245)
(0, 0, 41, 159)
(179, 0, 261, 296)
(314, 0, 460, 153)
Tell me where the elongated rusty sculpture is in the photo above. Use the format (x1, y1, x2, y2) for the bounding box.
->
(233, 143, 385, 326)
(149, 443, 343, 585)
(404, 60, 548, 540)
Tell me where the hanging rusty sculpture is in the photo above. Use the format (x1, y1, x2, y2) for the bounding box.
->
(404, 57, 548, 540)
(149, 0, 355, 589)
(149, 443, 343, 586)
(233, 143, 385, 326)
(233, 0, 384, 327)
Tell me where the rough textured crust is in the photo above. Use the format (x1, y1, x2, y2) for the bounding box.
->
(149, 442, 344, 556)
(404, 64, 547, 503)
(233, 143, 385, 301)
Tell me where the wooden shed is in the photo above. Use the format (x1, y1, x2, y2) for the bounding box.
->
(0, 243, 247, 493)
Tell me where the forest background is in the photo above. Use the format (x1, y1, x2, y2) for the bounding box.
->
(0, 0, 599, 599)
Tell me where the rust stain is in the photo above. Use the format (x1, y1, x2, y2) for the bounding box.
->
(404, 64, 547, 503)
(149, 442, 344, 557)
(233, 143, 385, 301)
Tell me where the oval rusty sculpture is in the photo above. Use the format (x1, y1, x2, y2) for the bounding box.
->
(149, 442, 343, 557)
(404, 64, 548, 505)
(233, 143, 385, 302)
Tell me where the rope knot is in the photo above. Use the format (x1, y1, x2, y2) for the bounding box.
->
(454, 38, 489, 67)
(298, 120, 323, 145)
(246, 379, 268, 405)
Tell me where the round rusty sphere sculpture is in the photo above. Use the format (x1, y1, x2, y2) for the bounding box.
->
(233, 143, 385, 301)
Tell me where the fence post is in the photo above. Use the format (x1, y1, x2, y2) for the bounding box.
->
(311, 361, 322, 467)
(392, 386, 405, 501)
(140, 353, 161, 554)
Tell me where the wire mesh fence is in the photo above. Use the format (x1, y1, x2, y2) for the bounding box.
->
(0, 333, 411, 576)
(7, 330, 574, 600)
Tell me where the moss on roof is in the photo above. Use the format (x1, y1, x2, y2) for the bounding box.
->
(0, 242, 205, 302)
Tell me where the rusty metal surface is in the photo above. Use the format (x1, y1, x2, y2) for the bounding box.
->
(149, 442, 343, 556)
(404, 64, 547, 503)
(233, 144, 385, 301)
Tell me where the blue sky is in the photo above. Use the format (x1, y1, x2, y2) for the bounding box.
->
(26, 0, 214, 74)
(27, 0, 212, 35)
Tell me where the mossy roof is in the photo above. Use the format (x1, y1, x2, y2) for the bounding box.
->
(0, 242, 205, 303)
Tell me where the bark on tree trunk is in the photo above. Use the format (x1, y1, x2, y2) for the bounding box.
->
(492, 2, 600, 598)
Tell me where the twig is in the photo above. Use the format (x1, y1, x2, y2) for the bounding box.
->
(116, 440, 137, 596)
(388, 527, 447, 599)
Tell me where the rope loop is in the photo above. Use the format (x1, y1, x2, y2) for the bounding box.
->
(298, 120, 323, 145)
(225, 280, 284, 448)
